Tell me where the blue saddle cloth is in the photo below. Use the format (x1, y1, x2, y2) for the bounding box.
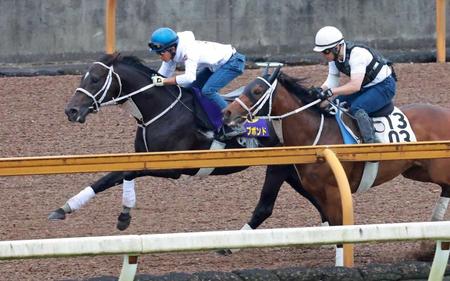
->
(335, 111, 358, 144)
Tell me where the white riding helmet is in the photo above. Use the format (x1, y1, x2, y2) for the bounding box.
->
(313, 26, 344, 52)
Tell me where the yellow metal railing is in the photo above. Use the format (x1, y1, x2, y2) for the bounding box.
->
(1, 141, 449, 176)
(1, 140, 449, 268)
(436, 0, 447, 63)
(105, 0, 116, 54)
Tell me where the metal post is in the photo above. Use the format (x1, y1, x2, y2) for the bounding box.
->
(323, 148, 354, 267)
(436, 0, 447, 63)
(105, 0, 117, 54)
(428, 241, 450, 281)
(118, 255, 138, 281)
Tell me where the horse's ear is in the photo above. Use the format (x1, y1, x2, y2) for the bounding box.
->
(268, 65, 282, 83)
(111, 52, 121, 62)
(262, 64, 269, 77)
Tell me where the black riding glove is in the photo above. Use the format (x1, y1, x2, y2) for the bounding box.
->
(307, 87, 323, 97)
(317, 88, 333, 101)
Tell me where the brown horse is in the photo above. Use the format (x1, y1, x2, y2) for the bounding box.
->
(223, 68, 450, 258)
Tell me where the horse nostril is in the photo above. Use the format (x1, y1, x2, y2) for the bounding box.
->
(65, 107, 79, 118)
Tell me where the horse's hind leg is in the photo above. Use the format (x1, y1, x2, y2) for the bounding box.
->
(403, 165, 450, 260)
(431, 184, 450, 221)
(402, 165, 450, 221)
(48, 171, 126, 221)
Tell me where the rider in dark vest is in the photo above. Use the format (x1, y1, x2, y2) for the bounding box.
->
(312, 26, 397, 143)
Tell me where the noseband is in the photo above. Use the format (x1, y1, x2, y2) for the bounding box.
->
(234, 76, 278, 120)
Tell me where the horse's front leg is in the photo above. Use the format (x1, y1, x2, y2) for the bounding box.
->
(48, 171, 126, 221)
(319, 183, 345, 266)
(217, 165, 286, 256)
(116, 169, 182, 231)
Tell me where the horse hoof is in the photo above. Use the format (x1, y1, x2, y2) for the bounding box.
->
(216, 249, 233, 256)
(48, 208, 66, 220)
(117, 212, 131, 231)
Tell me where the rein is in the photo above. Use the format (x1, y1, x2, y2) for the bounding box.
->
(234, 76, 325, 145)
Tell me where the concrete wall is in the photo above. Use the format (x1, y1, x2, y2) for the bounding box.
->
(0, 0, 448, 65)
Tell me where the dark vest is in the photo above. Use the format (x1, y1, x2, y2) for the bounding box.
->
(334, 41, 390, 87)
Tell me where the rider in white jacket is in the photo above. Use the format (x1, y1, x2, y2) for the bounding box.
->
(148, 27, 246, 139)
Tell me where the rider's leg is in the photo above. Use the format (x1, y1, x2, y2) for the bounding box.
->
(201, 52, 245, 110)
(190, 67, 213, 89)
(201, 53, 246, 139)
(350, 76, 396, 143)
(354, 109, 376, 143)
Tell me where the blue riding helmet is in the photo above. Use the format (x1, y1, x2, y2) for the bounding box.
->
(148, 27, 179, 53)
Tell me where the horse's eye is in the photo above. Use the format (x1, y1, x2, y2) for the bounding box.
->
(91, 76, 100, 83)
(253, 88, 263, 95)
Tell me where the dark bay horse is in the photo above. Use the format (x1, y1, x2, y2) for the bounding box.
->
(223, 68, 450, 259)
(48, 53, 326, 234)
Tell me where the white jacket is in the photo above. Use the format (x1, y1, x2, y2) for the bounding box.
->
(158, 31, 235, 86)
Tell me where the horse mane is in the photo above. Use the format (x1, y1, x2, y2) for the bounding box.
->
(98, 52, 159, 76)
(277, 71, 315, 103)
(277, 71, 331, 115)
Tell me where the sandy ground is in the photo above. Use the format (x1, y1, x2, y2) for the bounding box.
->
(0, 62, 449, 280)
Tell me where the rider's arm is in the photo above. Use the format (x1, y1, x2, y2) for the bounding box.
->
(330, 73, 364, 96)
(329, 48, 369, 96)
(169, 44, 199, 86)
(174, 57, 197, 86)
(321, 62, 340, 90)
(158, 61, 176, 78)
(158, 57, 197, 86)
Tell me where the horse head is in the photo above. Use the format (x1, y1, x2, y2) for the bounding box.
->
(65, 53, 159, 123)
(65, 53, 122, 123)
(223, 66, 281, 126)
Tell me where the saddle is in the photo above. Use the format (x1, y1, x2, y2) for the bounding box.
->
(191, 86, 248, 133)
(190, 87, 222, 131)
(334, 101, 416, 144)
(333, 102, 416, 193)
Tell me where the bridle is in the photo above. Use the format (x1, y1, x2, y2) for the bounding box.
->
(75, 61, 184, 152)
(75, 61, 183, 127)
(233, 75, 325, 145)
(234, 75, 323, 120)
(75, 62, 124, 112)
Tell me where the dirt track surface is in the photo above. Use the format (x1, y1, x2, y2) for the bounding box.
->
(0, 63, 449, 280)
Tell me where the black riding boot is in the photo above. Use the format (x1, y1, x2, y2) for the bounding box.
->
(354, 109, 376, 143)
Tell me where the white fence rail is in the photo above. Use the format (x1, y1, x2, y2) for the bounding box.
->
(1, 221, 450, 281)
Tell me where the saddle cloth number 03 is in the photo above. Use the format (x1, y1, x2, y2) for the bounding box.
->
(372, 107, 417, 143)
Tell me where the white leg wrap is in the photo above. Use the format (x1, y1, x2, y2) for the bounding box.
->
(321, 221, 330, 227)
(335, 246, 344, 267)
(431, 197, 450, 221)
(67, 186, 95, 211)
(122, 179, 136, 208)
(229, 224, 253, 254)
